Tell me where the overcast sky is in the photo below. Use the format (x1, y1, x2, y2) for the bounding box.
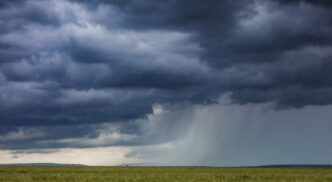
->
(0, 0, 332, 166)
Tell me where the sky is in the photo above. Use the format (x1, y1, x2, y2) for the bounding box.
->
(0, 0, 332, 166)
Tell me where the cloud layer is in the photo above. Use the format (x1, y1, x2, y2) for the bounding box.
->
(0, 0, 332, 165)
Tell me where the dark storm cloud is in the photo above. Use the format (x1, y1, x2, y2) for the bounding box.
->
(0, 103, 194, 150)
(97, 0, 332, 107)
(0, 0, 332, 150)
(105, 0, 249, 30)
(277, 0, 332, 7)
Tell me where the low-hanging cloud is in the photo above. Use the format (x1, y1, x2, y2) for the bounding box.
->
(2, 95, 332, 166)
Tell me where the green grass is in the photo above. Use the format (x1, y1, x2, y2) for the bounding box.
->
(1, 166, 332, 182)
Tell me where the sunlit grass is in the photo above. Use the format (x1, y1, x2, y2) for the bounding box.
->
(1, 166, 332, 182)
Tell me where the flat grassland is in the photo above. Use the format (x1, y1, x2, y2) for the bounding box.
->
(1, 166, 332, 182)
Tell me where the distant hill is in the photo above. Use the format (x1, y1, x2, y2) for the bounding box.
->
(0, 163, 86, 166)
(120, 162, 161, 166)
(257, 164, 332, 168)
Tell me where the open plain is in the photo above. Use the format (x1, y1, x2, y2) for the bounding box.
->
(1, 166, 332, 182)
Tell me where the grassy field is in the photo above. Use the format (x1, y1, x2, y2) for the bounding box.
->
(1, 166, 332, 182)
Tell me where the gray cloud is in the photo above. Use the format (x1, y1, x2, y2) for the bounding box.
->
(0, 0, 332, 160)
